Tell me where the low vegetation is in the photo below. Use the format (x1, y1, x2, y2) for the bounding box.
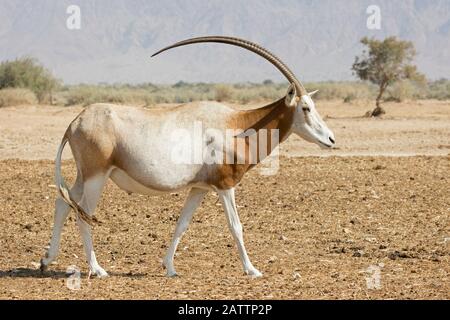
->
(0, 56, 448, 108)
(0, 57, 60, 104)
(0, 88, 37, 107)
(55, 80, 448, 107)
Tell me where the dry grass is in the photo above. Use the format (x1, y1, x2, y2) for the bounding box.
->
(0, 88, 37, 108)
(0, 80, 447, 108)
(214, 84, 233, 102)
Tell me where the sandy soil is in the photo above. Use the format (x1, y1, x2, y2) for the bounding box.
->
(0, 157, 448, 299)
(0, 100, 449, 299)
(0, 100, 449, 160)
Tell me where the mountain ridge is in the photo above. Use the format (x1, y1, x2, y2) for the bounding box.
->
(0, 0, 449, 84)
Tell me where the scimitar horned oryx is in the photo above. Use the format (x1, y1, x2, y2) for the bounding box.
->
(40, 36, 335, 278)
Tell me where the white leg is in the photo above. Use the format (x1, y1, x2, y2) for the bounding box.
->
(40, 177, 83, 271)
(76, 174, 109, 278)
(218, 188, 262, 277)
(40, 198, 71, 270)
(163, 188, 207, 277)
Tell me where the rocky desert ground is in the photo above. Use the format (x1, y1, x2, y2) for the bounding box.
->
(0, 100, 449, 299)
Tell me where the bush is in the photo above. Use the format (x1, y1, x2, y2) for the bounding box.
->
(12, 78, 448, 107)
(215, 84, 233, 102)
(386, 80, 420, 102)
(0, 57, 60, 103)
(427, 79, 450, 100)
(343, 93, 356, 103)
(0, 88, 37, 107)
(58, 80, 450, 107)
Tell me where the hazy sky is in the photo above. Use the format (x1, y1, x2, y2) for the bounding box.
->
(1, 0, 449, 84)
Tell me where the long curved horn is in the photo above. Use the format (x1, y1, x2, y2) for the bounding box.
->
(151, 36, 307, 96)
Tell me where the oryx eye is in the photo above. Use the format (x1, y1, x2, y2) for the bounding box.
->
(302, 106, 311, 112)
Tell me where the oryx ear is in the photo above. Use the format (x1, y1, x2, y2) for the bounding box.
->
(285, 83, 299, 107)
(308, 90, 319, 97)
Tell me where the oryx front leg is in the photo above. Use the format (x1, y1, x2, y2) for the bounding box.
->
(77, 174, 109, 278)
(218, 188, 262, 278)
(163, 188, 207, 277)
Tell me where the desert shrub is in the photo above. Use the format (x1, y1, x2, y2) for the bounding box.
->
(235, 92, 253, 104)
(63, 86, 95, 106)
(305, 82, 376, 100)
(427, 79, 450, 100)
(64, 85, 155, 106)
(0, 57, 60, 103)
(55, 80, 450, 107)
(173, 81, 189, 88)
(386, 79, 429, 102)
(215, 84, 233, 102)
(61, 82, 380, 106)
(343, 93, 356, 103)
(0, 88, 37, 107)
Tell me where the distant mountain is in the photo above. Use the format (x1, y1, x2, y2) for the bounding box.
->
(0, 0, 449, 84)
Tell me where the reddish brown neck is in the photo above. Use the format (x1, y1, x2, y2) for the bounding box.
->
(210, 97, 295, 189)
(230, 97, 295, 164)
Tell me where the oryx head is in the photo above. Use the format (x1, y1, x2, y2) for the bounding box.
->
(285, 85, 335, 148)
(151, 36, 335, 149)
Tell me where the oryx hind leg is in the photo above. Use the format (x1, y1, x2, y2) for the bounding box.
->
(40, 173, 83, 271)
(76, 172, 110, 278)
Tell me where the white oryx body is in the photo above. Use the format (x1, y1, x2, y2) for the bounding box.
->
(95, 102, 233, 193)
(41, 36, 335, 278)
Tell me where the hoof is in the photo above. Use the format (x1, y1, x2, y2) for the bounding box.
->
(162, 259, 178, 277)
(246, 268, 263, 278)
(165, 270, 178, 278)
(90, 266, 109, 278)
(39, 259, 48, 273)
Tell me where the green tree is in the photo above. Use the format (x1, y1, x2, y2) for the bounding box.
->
(352, 37, 425, 116)
(0, 57, 60, 104)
